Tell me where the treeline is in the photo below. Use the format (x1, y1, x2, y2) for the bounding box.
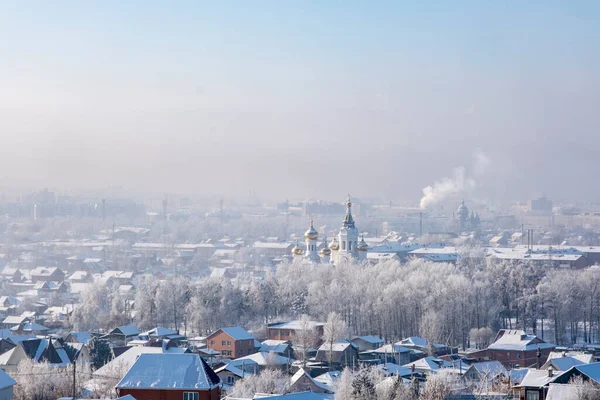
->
(71, 253, 600, 347)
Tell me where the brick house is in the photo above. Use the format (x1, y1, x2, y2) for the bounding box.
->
(469, 329, 556, 368)
(115, 353, 221, 400)
(206, 327, 257, 358)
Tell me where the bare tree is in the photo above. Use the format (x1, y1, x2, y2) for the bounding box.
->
(291, 314, 320, 367)
(323, 312, 348, 369)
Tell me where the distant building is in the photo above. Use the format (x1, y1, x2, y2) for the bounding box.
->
(455, 200, 480, 232)
(529, 196, 553, 214)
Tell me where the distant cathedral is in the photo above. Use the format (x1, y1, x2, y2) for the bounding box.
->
(291, 195, 368, 264)
(455, 199, 480, 231)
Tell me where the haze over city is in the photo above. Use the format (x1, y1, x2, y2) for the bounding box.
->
(1, 1, 599, 202)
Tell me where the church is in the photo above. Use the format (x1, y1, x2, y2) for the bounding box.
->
(291, 195, 368, 264)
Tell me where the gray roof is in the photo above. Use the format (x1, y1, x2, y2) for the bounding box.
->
(220, 326, 255, 341)
(116, 353, 220, 390)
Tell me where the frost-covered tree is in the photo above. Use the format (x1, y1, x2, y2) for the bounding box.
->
(228, 369, 290, 398)
(323, 312, 348, 368)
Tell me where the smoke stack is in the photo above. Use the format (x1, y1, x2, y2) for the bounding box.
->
(419, 212, 423, 237)
(102, 198, 106, 223)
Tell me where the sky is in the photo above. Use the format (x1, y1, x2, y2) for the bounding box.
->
(0, 1, 599, 204)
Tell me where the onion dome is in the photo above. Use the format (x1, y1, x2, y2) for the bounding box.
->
(456, 199, 469, 221)
(357, 235, 369, 251)
(291, 240, 304, 256)
(329, 237, 340, 251)
(304, 219, 319, 240)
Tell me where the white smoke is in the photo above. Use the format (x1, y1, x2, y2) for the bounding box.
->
(419, 151, 490, 209)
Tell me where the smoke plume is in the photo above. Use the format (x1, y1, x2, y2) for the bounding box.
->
(419, 150, 490, 209)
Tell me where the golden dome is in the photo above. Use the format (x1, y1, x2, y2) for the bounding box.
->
(304, 219, 319, 240)
(329, 237, 340, 251)
(291, 241, 304, 256)
(357, 236, 369, 251)
(320, 246, 331, 256)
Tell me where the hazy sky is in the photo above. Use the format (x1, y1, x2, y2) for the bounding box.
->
(1, 1, 599, 203)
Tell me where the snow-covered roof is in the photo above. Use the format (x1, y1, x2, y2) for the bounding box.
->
(376, 362, 413, 377)
(252, 392, 331, 399)
(488, 329, 555, 351)
(220, 327, 255, 341)
(571, 362, 600, 383)
(260, 340, 291, 354)
(353, 335, 383, 344)
(268, 320, 324, 330)
(467, 361, 507, 377)
(403, 356, 452, 371)
(518, 369, 563, 388)
(290, 368, 332, 393)
(313, 371, 341, 392)
(116, 353, 220, 390)
(68, 331, 93, 344)
(12, 322, 49, 332)
(547, 351, 594, 364)
(543, 356, 587, 371)
(317, 340, 358, 353)
(142, 327, 178, 337)
(235, 351, 294, 366)
(94, 345, 186, 377)
(368, 343, 413, 354)
(109, 325, 139, 337)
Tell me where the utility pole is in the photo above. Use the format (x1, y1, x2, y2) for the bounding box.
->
(72, 359, 76, 400)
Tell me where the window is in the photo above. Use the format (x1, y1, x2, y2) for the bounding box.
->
(227, 376, 234, 384)
(517, 353, 521, 359)
(222, 340, 226, 346)
(210, 340, 214, 345)
(342, 241, 346, 250)
(184, 392, 199, 400)
(227, 340, 231, 346)
(349, 241, 352, 251)
(526, 391, 539, 400)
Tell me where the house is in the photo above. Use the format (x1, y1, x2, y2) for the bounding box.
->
(115, 353, 221, 400)
(233, 351, 294, 370)
(30, 267, 65, 283)
(313, 371, 341, 393)
(351, 335, 384, 351)
(0, 369, 16, 400)
(93, 342, 188, 378)
(0, 338, 71, 372)
(141, 327, 185, 341)
(67, 270, 93, 283)
(10, 321, 49, 335)
(266, 320, 325, 344)
(1, 316, 29, 330)
(403, 356, 453, 374)
(513, 368, 563, 400)
(206, 327, 257, 358)
(315, 340, 359, 368)
(65, 331, 93, 345)
(0, 267, 22, 282)
(376, 363, 414, 379)
(397, 336, 449, 355)
(364, 343, 415, 365)
(102, 325, 140, 346)
(464, 361, 507, 384)
(288, 368, 332, 394)
(469, 329, 556, 368)
(541, 356, 588, 371)
(214, 359, 259, 386)
(258, 340, 293, 357)
(546, 351, 594, 364)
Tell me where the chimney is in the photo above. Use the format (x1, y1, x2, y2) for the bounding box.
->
(547, 366, 554, 377)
